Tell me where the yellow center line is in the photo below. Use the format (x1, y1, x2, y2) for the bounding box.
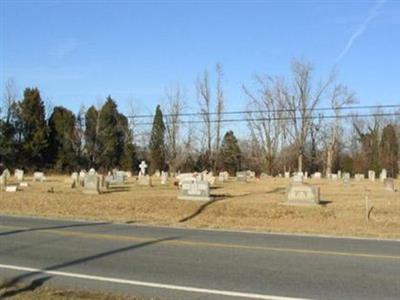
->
(1, 224, 399, 260)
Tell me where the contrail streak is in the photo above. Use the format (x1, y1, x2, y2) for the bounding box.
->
(335, 0, 386, 64)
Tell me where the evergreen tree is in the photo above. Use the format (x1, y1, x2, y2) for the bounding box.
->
(97, 97, 122, 170)
(18, 88, 48, 169)
(380, 124, 399, 177)
(48, 106, 78, 172)
(117, 112, 137, 171)
(84, 106, 99, 167)
(149, 105, 165, 173)
(218, 131, 241, 175)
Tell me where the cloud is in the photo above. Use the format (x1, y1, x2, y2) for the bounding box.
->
(335, 0, 386, 64)
(49, 38, 78, 59)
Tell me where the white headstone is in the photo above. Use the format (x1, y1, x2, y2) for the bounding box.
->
(368, 170, 376, 182)
(313, 172, 322, 179)
(380, 169, 387, 182)
(33, 172, 45, 182)
(161, 171, 168, 185)
(139, 161, 148, 176)
(5, 185, 18, 192)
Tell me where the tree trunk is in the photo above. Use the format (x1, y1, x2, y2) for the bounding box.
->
(326, 146, 333, 177)
(298, 152, 303, 172)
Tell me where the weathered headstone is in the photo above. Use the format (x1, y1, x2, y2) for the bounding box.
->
(383, 178, 395, 192)
(5, 185, 18, 192)
(178, 179, 211, 201)
(312, 172, 322, 179)
(161, 171, 168, 185)
(71, 172, 79, 187)
(33, 172, 46, 182)
(337, 170, 342, 179)
(368, 170, 376, 182)
(331, 174, 338, 181)
(83, 169, 100, 194)
(355, 173, 365, 181)
(236, 171, 247, 182)
(380, 169, 387, 182)
(218, 171, 229, 182)
(79, 170, 87, 186)
(114, 171, 127, 184)
(286, 184, 320, 205)
(14, 169, 24, 182)
(284, 172, 290, 179)
(292, 172, 303, 184)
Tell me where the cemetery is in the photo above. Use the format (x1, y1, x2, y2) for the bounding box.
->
(0, 168, 399, 239)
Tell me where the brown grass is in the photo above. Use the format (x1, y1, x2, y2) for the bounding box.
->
(0, 281, 155, 299)
(1, 176, 400, 238)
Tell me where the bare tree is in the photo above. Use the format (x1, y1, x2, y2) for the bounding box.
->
(2, 78, 18, 123)
(284, 60, 331, 172)
(243, 75, 286, 175)
(324, 83, 356, 176)
(215, 63, 224, 155)
(164, 84, 186, 172)
(196, 70, 212, 168)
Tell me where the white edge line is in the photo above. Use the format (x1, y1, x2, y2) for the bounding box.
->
(0, 263, 312, 300)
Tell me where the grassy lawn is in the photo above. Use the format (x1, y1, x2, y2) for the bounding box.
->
(1, 175, 399, 238)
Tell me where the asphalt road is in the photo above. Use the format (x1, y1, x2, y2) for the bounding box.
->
(0, 215, 399, 300)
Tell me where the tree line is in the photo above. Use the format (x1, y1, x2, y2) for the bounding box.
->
(1, 60, 399, 177)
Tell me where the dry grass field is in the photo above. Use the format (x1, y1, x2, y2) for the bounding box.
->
(0, 281, 154, 300)
(1, 175, 399, 239)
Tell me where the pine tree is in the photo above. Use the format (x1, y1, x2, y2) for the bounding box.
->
(380, 124, 399, 177)
(84, 106, 99, 168)
(48, 106, 78, 172)
(18, 88, 48, 169)
(218, 131, 241, 175)
(97, 96, 121, 170)
(149, 105, 165, 173)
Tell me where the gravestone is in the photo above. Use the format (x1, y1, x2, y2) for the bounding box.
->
(368, 170, 376, 182)
(284, 172, 290, 179)
(246, 170, 255, 179)
(79, 170, 87, 186)
(286, 184, 320, 205)
(177, 173, 195, 187)
(337, 170, 342, 179)
(2, 169, 10, 180)
(5, 185, 18, 192)
(292, 172, 303, 184)
(383, 178, 395, 192)
(138, 161, 151, 186)
(380, 169, 387, 182)
(83, 170, 100, 194)
(218, 171, 229, 182)
(313, 172, 322, 179)
(355, 174, 365, 181)
(19, 182, 28, 188)
(203, 172, 216, 186)
(236, 171, 247, 182)
(33, 172, 46, 182)
(71, 172, 79, 186)
(343, 173, 351, 186)
(331, 174, 338, 181)
(114, 171, 127, 184)
(161, 171, 168, 185)
(178, 179, 211, 201)
(14, 169, 24, 182)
